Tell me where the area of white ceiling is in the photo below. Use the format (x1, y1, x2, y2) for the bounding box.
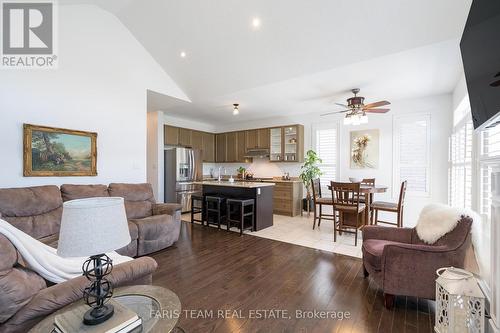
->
(160, 39, 463, 124)
(61, 0, 472, 124)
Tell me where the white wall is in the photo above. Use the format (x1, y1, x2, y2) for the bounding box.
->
(210, 94, 453, 226)
(163, 114, 216, 133)
(0, 5, 188, 188)
(147, 111, 164, 200)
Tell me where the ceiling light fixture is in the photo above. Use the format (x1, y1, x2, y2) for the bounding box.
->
(180, 51, 186, 58)
(251, 17, 261, 29)
(233, 103, 239, 115)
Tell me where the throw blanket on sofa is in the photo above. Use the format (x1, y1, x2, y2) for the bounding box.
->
(0, 218, 132, 283)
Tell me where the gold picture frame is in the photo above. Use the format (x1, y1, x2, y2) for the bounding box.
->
(23, 124, 97, 177)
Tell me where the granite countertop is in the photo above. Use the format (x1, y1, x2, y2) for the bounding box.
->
(261, 179, 302, 183)
(203, 176, 301, 183)
(195, 180, 275, 188)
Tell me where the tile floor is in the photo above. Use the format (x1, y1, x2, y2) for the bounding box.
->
(182, 212, 363, 258)
(252, 214, 363, 258)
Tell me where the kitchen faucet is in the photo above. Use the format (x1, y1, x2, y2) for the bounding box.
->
(217, 166, 227, 181)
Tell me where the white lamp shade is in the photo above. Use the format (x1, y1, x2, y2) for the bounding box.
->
(57, 197, 131, 258)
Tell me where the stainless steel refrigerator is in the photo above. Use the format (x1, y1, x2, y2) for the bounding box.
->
(164, 148, 203, 213)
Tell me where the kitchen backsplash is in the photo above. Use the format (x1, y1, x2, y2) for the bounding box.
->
(203, 157, 301, 178)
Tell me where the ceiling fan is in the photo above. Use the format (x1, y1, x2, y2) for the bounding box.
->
(321, 88, 391, 125)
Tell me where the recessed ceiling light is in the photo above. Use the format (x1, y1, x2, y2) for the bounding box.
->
(180, 51, 186, 58)
(251, 17, 261, 29)
(233, 103, 239, 115)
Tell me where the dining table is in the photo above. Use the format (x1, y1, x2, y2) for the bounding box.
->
(328, 184, 388, 225)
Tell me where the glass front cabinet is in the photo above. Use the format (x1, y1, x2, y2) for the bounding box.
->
(270, 127, 283, 161)
(268, 124, 304, 162)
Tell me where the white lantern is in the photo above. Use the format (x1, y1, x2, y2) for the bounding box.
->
(435, 267, 485, 333)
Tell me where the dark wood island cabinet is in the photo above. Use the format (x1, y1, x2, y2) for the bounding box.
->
(196, 181, 275, 231)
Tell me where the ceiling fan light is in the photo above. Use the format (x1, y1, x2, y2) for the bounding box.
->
(360, 114, 368, 124)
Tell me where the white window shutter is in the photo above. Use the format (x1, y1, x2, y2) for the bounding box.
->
(448, 119, 473, 209)
(313, 124, 338, 193)
(394, 115, 431, 196)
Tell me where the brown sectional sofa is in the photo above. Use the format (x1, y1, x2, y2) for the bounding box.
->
(58, 183, 182, 256)
(0, 183, 181, 333)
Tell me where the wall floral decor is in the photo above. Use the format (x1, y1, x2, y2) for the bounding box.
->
(350, 129, 379, 169)
(23, 124, 97, 176)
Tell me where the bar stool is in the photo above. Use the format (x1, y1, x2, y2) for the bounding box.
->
(205, 196, 227, 229)
(226, 198, 255, 236)
(190, 194, 204, 225)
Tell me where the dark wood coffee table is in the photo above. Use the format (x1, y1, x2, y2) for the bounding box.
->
(30, 285, 181, 333)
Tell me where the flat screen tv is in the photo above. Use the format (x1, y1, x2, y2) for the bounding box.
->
(460, 0, 500, 129)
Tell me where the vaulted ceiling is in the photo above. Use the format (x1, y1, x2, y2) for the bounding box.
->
(62, 0, 472, 124)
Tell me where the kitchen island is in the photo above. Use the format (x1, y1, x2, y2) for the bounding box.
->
(195, 181, 275, 231)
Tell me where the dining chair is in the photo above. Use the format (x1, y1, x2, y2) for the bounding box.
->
(371, 181, 407, 227)
(311, 178, 335, 229)
(354, 178, 376, 203)
(330, 181, 366, 246)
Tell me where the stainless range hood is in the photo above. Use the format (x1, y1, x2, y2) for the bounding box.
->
(244, 149, 270, 158)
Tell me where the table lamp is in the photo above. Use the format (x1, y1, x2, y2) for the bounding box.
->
(57, 197, 131, 325)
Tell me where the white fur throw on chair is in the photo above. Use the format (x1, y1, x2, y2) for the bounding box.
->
(416, 203, 481, 275)
(415, 203, 476, 244)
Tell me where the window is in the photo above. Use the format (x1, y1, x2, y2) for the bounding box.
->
(448, 117, 473, 208)
(478, 125, 500, 218)
(394, 114, 431, 196)
(313, 123, 338, 192)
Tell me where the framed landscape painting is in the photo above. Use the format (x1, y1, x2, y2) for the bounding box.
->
(23, 124, 97, 176)
(350, 129, 379, 169)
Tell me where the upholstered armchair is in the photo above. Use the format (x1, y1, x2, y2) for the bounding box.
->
(362, 216, 473, 309)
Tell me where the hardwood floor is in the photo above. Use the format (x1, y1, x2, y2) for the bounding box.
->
(151, 222, 435, 333)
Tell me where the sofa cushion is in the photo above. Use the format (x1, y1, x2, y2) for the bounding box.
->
(108, 183, 156, 219)
(0, 186, 62, 240)
(60, 184, 109, 202)
(130, 214, 180, 256)
(0, 186, 62, 217)
(0, 267, 46, 323)
(0, 235, 18, 272)
(39, 222, 138, 249)
(362, 239, 404, 271)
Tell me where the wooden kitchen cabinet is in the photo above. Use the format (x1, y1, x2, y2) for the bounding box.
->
(269, 127, 282, 161)
(179, 128, 192, 146)
(258, 128, 270, 149)
(268, 124, 304, 163)
(164, 125, 179, 145)
(245, 128, 270, 150)
(267, 181, 303, 216)
(202, 132, 215, 162)
(245, 129, 258, 150)
(226, 132, 238, 162)
(191, 130, 203, 150)
(282, 125, 304, 162)
(164, 124, 303, 163)
(236, 131, 247, 162)
(216, 133, 227, 162)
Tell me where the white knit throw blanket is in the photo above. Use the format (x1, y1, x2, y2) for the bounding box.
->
(0, 218, 132, 283)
